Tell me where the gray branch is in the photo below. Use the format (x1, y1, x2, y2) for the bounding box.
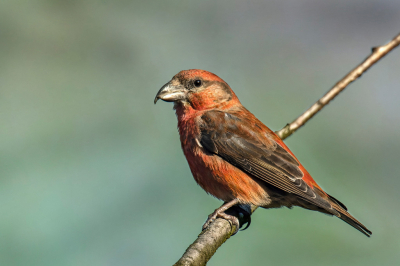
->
(276, 32, 400, 140)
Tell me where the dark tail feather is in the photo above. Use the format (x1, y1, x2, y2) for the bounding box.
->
(300, 191, 372, 237)
(334, 207, 372, 237)
(327, 193, 348, 211)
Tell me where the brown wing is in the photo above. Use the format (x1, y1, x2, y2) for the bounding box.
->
(199, 110, 335, 212)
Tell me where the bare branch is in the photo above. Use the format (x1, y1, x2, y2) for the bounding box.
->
(276, 32, 400, 139)
(173, 218, 234, 266)
(173, 32, 400, 266)
(174, 204, 256, 266)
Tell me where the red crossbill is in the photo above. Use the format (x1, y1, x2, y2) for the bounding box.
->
(155, 69, 371, 237)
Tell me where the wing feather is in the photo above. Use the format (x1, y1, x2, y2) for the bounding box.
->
(200, 110, 334, 212)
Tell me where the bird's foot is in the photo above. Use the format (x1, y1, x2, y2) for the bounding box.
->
(202, 209, 240, 235)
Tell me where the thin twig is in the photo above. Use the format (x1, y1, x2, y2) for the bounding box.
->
(173, 32, 400, 266)
(276, 32, 400, 139)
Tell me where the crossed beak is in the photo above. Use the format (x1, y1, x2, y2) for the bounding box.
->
(154, 82, 186, 104)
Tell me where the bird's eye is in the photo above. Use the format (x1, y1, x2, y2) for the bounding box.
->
(194, 80, 202, 87)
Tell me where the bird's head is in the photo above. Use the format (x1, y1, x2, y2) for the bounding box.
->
(154, 69, 239, 111)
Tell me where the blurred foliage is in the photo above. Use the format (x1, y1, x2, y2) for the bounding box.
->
(0, 0, 400, 265)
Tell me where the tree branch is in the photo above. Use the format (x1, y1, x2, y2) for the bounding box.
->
(173, 204, 256, 266)
(276, 32, 400, 139)
(173, 32, 400, 266)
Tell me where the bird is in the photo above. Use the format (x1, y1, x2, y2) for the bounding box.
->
(154, 69, 371, 237)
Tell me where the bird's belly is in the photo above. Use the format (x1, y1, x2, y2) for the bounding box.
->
(184, 147, 271, 206)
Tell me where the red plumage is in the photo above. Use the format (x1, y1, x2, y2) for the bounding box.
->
(155, 69, 371, 237)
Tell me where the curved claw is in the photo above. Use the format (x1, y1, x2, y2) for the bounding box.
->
(240, 214, 251, 231)
(202, 212, 217, 231)
(202, 210, 241, 235)
(219, 212, 240, 235)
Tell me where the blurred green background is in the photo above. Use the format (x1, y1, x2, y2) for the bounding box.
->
(1, 1, 400, 265)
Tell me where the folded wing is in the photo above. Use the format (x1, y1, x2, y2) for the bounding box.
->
(199, 110, 334, 212)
